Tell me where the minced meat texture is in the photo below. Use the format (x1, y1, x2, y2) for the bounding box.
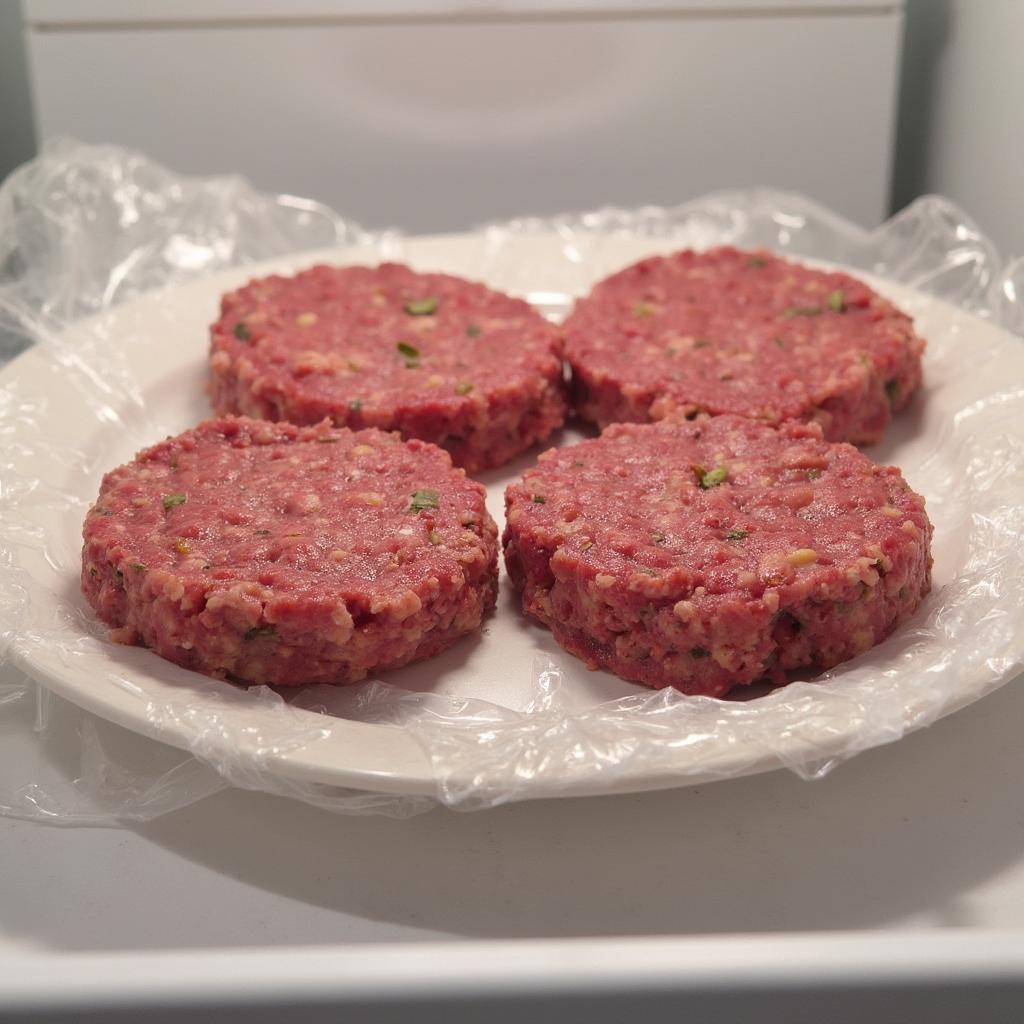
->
(82, 416, 498, 686)
(210, 262, 566, 473)
(503, 414, 932, 696)
(563, 246, 925, 444)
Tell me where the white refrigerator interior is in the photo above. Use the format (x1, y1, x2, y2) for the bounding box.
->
(21, 5, 1022, 1022)
(24, 0, 903, 232)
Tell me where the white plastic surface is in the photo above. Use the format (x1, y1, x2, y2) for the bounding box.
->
(26, 0, 899, 22)
(25, 6, 902, 231)
(1, 140, 1023, 824)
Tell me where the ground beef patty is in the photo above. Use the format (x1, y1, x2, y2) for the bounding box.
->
(563, 247, 925, 444)
(504, 415, 932, 697)
(210, 263, 566, 473)
(82, 416, 498, 687)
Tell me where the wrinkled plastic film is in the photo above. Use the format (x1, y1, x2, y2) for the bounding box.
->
(0, 140, 420, 822)
(0, 139, 1022, 823)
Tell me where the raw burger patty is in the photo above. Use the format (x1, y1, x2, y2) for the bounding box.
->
(503, 415, 932, 697)
(82, 416, 498, 687)
(209, 262, 567, 473)
(563, 247, 925, 444)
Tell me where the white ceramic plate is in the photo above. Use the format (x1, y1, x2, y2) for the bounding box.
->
(3, 232, 1023, 801)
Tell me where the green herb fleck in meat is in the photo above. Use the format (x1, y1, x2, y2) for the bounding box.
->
(428, 529, 444, 546)
(174, 537, 191, 556)
(130, 562, 146, 572)
(455, 381, 474, 395)
(254, 529, 271, 536)
(634, 301, 655, 318)
(316, 437, 338, 443)
(244, 625, 277, 642)
(724, 529, 748, 541)
(571, 459, 585, 468)
(409, 488, 439, 512)
(774, 337, 787, 349)
(162, 493, 187, 511)
(98, 508, 114, 516)
(783, 305, 822, 318)
(233, 322, 252, 341)
(466, 324, 482, 337)
(532, 495, 546, 504)
(404, 297, 438, 316)
(397, 341, 421, 368)
(747, 256, 767, 268)
(827, 289, 846, 313)
(806, 468, 822, 480)
(690, 646, 710, 659)
(652, 531, 666, 544)
(693, 338, 710, 349)
(885, 378, 899, 404)
(693, 464, 728, 489)
(349, 398, 363, 412)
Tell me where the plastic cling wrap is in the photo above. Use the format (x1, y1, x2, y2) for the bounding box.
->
(0, 140, 1022, 824)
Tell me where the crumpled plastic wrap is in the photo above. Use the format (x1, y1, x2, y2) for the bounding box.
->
(1, 138, 1022, 824)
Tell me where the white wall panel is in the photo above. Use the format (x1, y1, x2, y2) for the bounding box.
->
(896, 0, 1024, 260)
(26, 1, 899, 23)
(26, 6, 902, 232)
